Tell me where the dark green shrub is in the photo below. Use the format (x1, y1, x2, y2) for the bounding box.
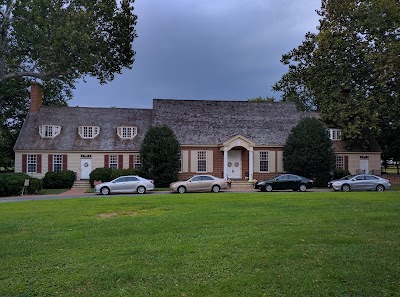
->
(27, 178, 42, 194)
(140, 125, 180, 187)
(332, 169, 351, 180)
(283, 118, 335, 186)
(0, 173, 41, 197)
(110, 168, 141, 180)
(42, 170, 75, 189)
(313, 172, 332, 187)
(89, 167, 112, 187)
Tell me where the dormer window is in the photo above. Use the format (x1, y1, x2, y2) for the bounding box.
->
(39, 125, 61, 138)
(328, 129, 342, 141)
(78, 126, 100, 139)
(117, 126, 137, 139)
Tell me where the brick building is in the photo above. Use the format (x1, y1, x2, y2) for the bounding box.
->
(14, 83, 382, 181)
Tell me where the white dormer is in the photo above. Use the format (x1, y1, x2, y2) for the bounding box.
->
(328, 128, 342, 141)
(39, 125, 61, 138)
(117, 126, 137, 139)
(78, 126, 100, 139)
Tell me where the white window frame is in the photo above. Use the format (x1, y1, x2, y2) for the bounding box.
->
(260, 151, 269, 172)
(117, 126, 137, 139)
(78, 126, 100, 139)
(328, 129, 342, 141)
(39, 125, 61, 138)
(53, 154, 63, 172)
(336, 156, 344, 169)
(197, 151, 207, 172)
(134, 154, 142, 169)
(109, 155, 118, 170)
(27, 154, 37, 173)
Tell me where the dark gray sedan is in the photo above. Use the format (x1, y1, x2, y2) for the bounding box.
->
(329, 174, 391, 192)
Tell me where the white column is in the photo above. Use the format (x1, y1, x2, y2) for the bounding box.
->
(249, 148, 254, 180)
(223, 148, 228, 179)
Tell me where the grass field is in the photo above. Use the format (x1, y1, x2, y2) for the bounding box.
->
(1, 192, 400, 296)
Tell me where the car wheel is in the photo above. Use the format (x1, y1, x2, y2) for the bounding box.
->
(211, 185, 220, 193)
(178, 186, 186, 194)
(265, 185, 273, 192)
(100, 187, 110, 195)
(137, 186, 146, 194)
(376, 185, 385, 192)
(299, 184, 307, 192)
(341, 184, 351, 192)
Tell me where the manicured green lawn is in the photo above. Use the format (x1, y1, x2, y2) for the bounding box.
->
(1, 192, 399, 296)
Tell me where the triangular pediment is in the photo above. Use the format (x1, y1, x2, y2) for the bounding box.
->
(221, 135, 255, 151)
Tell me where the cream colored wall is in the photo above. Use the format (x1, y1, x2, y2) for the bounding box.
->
(348, 153, 381, 174)
(14, 152, 142, 180)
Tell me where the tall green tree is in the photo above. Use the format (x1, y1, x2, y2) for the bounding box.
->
(273, 0, 400, 146)
(0, 0, 137, 104)
(0, 78, 70, 169)
(283, 117, 335, 186)
(140, 126, 181, 187)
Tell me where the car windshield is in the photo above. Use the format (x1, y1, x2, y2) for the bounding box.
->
(341, 175, 354, 180)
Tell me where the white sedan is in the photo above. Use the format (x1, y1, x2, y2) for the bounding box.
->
(95, 175, 155, 195)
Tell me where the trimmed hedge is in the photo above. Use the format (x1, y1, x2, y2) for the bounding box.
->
(42, 171, 75, 189)
(332, 169, 351, 180)
(0, 173, 42, 197)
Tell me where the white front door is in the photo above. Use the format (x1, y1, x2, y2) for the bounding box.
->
(360, 159, 369, 174)
(227, 150, 241, 179)
(80, 158, 92, 179)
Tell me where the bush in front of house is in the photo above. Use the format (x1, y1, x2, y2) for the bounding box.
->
(110, 168, 142, 180)
(283, 117, 335, 187)
(140, 125, 181, 187)
(0, 173, 42, 197)
(332, 169, 351, 180)
(89, 167, 113, 187)
(42, 171, 75, 189)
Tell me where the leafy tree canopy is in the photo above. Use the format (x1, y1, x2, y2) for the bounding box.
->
(140, 126, 181, 187)
(0, 0, 137, 85)
(273, 0, 400, 145)
(283, 117, 335, 186)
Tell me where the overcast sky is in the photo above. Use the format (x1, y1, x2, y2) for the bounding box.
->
(70, 0, 321, 109)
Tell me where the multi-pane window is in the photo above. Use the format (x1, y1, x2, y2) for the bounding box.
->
(117, 126, 137, 139)
(134, 154, 142, 168)
(197, 151, 207, 172)
(328, 129, 342, 140)
(27, 155, 37, 173)
(53, 155, 63, 172)
(78, 126, 100, 139)
(336, 156, 344, 169)
(109, 155, 118, 170)
(260, 151, 269, 172)
(39, 125, 61, 138)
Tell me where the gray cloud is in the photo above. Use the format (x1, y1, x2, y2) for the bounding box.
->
(71, 0, 321, 108)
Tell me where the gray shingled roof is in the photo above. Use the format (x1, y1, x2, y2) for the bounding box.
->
(14, 106, 153, 151)
(153, 99, 312, 145)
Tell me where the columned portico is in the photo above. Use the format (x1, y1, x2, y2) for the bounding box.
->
(220, 135, 256, 180)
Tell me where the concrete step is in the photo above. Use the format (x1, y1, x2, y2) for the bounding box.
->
(72, 181, 91, 189)
(229, 180, 256, 188)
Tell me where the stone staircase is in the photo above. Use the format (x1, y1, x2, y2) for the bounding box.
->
(229, 180, 256, 190)
(72, 180, 91, 190)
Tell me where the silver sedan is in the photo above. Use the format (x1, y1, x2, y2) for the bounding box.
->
(95, 175, 155, 195)
(329, 174, 391, 192)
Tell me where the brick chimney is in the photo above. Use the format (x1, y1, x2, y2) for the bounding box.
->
(30, 81, 42, 112)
